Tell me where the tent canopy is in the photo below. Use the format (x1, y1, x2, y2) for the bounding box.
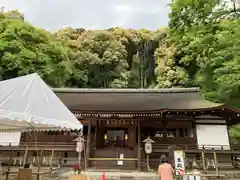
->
(0, 73, 82, 131)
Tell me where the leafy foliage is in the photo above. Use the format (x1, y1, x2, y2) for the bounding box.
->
(230, 125, 240, 144)
(0, 11, 71, 87)
(0, 6, 239, 102)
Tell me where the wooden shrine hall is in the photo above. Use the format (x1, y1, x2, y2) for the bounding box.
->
(1, 87, 238, 171)
(53, 87, 240, 171)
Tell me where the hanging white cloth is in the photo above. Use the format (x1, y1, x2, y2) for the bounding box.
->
(42, 156, 46, 165)
(19, 156, 22, 166)
(33, 156, 36, 164)
(13, 158, 17, 165)
(192, 158, 197, 168)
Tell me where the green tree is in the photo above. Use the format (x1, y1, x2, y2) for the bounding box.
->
(165, 0, 240, 139)
(0, 10, 71, 87)
(156, 0, 240, 106)
(230, 125, 240, 144)
(60, 30, 130, 88)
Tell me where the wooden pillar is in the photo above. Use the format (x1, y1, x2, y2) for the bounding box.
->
(137, 119, 141, 171)
(128, 124, 136, 148)
(192, 119, 197, 137)
(176, 128, 180, 137)
(168, 146, 174, 167)
(163, 115, 168, 142)
(95, 119, 98, 148)
(86, 119, 92, 170)
(96, 120, 105, 148)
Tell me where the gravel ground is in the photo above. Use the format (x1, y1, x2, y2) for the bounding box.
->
(1, 167, 240, 180)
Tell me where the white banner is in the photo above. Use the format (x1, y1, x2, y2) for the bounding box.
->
(174, 150, 185, 175)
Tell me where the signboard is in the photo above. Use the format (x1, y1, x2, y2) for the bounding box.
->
(117, 154, 124, 165)
(120, 154, 124, 159)
(174, 150, 185, 175)
(144, 143, 152, 154)
(117, 161, 123, 165)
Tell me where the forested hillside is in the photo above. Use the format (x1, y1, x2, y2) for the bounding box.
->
(0, 1, 240, 106)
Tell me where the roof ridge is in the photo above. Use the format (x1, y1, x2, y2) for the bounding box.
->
(53, 87, 200, 93)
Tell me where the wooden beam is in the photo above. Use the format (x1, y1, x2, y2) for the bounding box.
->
(137, 119, 141, 171)
(86, 119, 92, 170)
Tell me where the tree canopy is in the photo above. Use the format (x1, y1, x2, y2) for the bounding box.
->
(0, 10, 71, 87)
(0, 2, 239, 108)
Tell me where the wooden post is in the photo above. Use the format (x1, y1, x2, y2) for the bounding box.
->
(83, 141, 87, 170)
(37, 150, 43, 180)
(78, 150, 81, 173)
(95, 119, 98, 148)
(213, 152, 219, 176)
(23, 147, 28, 167)
(201, 151, 206, 174)
(176, 128, 180, 138)
(58, 152, 62, 168)
(0, 151, 2, 174)
(146, 154, 150, 171)
(50, 149, 54, 169)
(168, 146, 174, 167)
(86, 119, 92, 170)
(163, 115, 167, 144)
(137, 119, 141, 171)
(6, 146, 13, 180)
(49, 149, 54, 177)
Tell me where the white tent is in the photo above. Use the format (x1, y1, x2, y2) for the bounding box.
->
(0, 73, 82, 132)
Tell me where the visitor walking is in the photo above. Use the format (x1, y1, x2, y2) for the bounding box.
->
(158, 155, 174, 180)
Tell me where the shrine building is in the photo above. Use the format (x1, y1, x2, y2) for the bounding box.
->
(1, 87, 239, 171)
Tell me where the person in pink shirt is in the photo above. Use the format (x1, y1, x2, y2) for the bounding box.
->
(158, 155, 174, 180)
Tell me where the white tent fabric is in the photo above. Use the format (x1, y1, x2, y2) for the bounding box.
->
(0, 73, 82, 131)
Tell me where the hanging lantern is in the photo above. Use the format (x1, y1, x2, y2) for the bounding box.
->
(124, 134, 128, 140)
(104, 134, 108, 140)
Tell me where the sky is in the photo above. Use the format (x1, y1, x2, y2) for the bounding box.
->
(1, 0, 171, 31)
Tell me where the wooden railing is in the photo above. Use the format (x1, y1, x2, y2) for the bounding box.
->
(0, 142, 77, 151)
(1, 141, 240, 152)
(20, 141, 76, 146)
(142, 143, 240, 153)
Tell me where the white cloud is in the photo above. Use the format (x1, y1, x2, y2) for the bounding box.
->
(114, 5, 140, 12)
(1, 0, 171, 31)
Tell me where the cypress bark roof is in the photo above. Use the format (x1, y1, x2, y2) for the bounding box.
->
(53, 87, 223, 112)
